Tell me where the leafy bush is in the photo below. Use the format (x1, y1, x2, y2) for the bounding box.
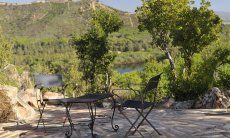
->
(217, 65, 230, 90)
(0, 28, 12, 68)
(112, 71, 142, 99)
(170, 44, 230, 101)
(140, 60, 171, 101)
(0, 71, 18, 87)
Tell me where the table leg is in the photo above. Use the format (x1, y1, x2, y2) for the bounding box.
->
(65, 103, 74, 138)
(63, 104, 73, 127)
(87, 103, 98, 138)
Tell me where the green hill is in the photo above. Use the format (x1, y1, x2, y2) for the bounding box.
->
(0, 1, 138, 39)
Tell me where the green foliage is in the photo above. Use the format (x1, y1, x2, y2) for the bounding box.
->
(114, 49, 164, 65)
(217, 64, 230, 90)
(113, 71, 142, 88)
(108, 27, 152, 52)
(92, 9, 123, 35)
(0, 71, 17, 87)
(12, 36, 83, 96)
(0, 28, 12, 68)
(172, 0, 222, 74)
(112, 71, 142, 99)
(137, 0, 188, 35)
(112, 59, 170, 102)
(73, 8, 123, 91)
(171, 43, 230, 101)
(140, 60, 170, 101)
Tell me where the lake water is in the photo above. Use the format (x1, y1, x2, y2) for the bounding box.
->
(115, 63, 144, 74)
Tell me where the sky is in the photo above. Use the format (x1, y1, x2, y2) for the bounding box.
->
(1, 0, 230, 13)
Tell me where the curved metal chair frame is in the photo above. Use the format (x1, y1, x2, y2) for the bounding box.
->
(112, 73, 162, 137)
(34, 74, 67, 131)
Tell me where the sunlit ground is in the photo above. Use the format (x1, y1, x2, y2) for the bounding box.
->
(1, 104, 229, 138)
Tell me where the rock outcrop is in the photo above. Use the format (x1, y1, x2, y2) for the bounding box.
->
(0, 86, 37, 123)
(19, 88, 38, 108)
(195, 87, 230, 109)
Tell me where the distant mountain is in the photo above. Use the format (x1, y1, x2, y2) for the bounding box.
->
(216, 11, 230, 24)
(0, 1, 229, 39)
(0, 0, 138, 39)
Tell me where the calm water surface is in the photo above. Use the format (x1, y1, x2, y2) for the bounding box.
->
(115, 63, 144, 74)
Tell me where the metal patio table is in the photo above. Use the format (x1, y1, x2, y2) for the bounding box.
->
(59, 93, 118, 138)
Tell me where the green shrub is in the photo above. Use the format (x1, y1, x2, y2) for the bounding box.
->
(0, 29, 12, 68)
(140, 60, 171, 101)
(217, 64, 230, 90)
(112, 71, 142, 99)
(170, 44, 230, 101)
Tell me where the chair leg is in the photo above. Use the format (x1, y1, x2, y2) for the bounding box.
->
(125, 112, 143, 138)
(134, 108, 161, 135)
(132, 107, 153, 135)
(36, 101, 46, 132)
(118, 108, 143, 137)
(111, 97, 119, 132)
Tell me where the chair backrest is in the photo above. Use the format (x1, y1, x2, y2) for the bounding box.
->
(144, 73, 162, 93)
(34, 74, 64, 89)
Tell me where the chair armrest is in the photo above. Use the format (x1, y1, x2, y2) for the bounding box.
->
(112, 88, 139, 96)
(111, 88, 143, 105)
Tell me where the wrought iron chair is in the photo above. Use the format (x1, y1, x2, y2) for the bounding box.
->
(112, 73, 162, 137)
(34, 74, 67, 131)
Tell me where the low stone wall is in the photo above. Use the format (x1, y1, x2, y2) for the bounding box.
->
(156, 87, 230, 109)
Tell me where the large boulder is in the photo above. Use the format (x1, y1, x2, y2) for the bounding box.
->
(197, 87, 230, 109)
(19, 89, 38, 108)
(0, 86, 37, 123)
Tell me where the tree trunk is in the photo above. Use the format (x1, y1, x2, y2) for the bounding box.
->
(164, 46, 177, 80)
(184, 56, 192, 77)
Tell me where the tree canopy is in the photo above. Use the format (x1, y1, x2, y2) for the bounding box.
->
(136, 0, 189, 79)
(172, 0, 222, 74)
(73, 8, 123, 91)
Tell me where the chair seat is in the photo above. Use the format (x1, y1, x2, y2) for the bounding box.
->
(78, 93, 113, 100)
(122, 100, 153, 109)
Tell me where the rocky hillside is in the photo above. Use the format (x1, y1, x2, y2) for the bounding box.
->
(0, 0, 138, 39)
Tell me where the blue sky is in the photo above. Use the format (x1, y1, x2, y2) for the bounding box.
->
(1, 0, 230, 13)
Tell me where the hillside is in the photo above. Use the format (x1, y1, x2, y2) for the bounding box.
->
(0, 0, 138, 39)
